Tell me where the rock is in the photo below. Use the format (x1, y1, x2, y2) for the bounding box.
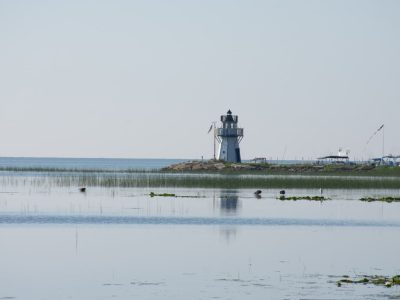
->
(385, 281, 393, 287)
(191, 163, 204, 170)
(214, 163, 225, 170)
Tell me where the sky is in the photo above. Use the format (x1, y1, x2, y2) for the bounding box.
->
(0, 0, 399, 160)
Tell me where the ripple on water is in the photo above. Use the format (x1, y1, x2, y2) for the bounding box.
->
(0, 214, 400, 228)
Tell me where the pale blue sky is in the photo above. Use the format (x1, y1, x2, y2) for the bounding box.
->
(0, 0, 399, 159)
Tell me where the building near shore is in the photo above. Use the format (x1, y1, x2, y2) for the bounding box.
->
(317, 155, 350, 165)
(216, 110, 243, 163)
(370, 155, 400, 166)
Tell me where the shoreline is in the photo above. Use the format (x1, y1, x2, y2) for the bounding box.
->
(161, 160, 400, 177)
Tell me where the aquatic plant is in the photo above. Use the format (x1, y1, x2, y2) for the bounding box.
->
(149, 192, 205, 198)
(149, 192, 177, 197)
(2, 163, 400, 177)
(1, 171, 400, 189)
(278, 196, 329, 201)
(336, 275, 400, 288)
(360, 197, 400, 203)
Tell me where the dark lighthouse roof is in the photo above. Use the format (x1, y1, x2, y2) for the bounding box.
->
(225, 109, 234, 122)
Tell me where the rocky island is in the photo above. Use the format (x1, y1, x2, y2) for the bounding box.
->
(162, 159, 394, 175)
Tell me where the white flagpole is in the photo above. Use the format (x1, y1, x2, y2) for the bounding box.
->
(213, 122, 216, 160)
(382, 124, 385, 159)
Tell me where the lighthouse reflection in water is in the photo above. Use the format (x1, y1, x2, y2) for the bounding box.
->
(216, 190, 241, 215)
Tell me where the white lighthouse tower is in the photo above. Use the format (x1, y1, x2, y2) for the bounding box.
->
(216, 110, 243, 163)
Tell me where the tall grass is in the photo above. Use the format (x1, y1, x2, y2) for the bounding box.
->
(1, 164, 400, 177)
(5, 172, 400, 189)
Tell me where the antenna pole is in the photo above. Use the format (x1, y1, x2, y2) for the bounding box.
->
(382, 125, 385, 159)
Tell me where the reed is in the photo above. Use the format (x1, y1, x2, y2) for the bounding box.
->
(1, 164, 400, 177)
(3, 172, 400, 189)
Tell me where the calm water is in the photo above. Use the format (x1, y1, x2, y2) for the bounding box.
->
(0, 157, 187, 170)
(0, 157, 314, 170)
(0, 158, 400, 299)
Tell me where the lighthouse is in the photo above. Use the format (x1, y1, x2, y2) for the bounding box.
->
(216, 110, 244, 163)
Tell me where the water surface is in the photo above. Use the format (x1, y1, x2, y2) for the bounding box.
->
(0, 183, 400, 299)
(0, 159, 399, 299)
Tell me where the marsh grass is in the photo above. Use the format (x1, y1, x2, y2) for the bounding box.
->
(3, 172, 400, 189)
(1, 164, 400, 177)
